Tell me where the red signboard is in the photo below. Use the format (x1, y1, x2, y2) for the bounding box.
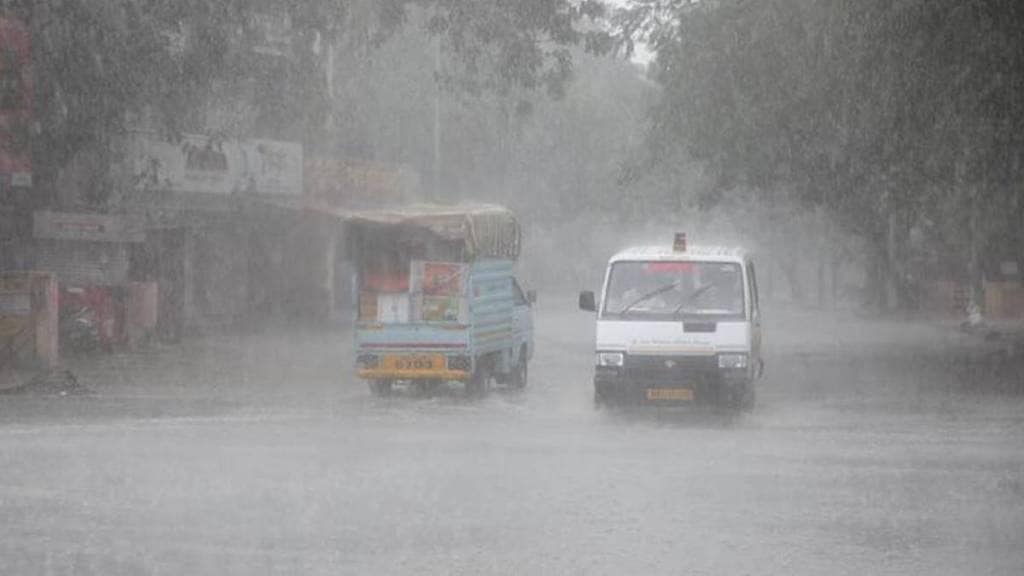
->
(0, 17, 32, 189)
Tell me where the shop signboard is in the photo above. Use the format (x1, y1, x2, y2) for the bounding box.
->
(304, 158, 417, 208)
(129, 133, 302, 197)
(240, 139, 303, 196)
(247, 11, 292, 57)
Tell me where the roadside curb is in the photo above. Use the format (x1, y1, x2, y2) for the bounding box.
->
(0, 368, 90, 397)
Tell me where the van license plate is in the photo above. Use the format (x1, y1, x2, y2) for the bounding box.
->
(646, 388, 694, 401)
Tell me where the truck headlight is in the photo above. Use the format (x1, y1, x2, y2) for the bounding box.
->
(718, 354, 748, 369)
(596, 352, 625, 367)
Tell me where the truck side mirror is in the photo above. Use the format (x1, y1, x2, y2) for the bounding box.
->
(527, 290, 537, 304)
(578, 290, 596, 312)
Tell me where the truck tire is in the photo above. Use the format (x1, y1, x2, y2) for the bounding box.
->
(415, 379, 443, 396)
(466, 364, 491, 397)
(508, 350, 528, 389)
(368, 379, 393, 397)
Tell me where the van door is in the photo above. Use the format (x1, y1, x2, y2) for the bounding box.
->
(747, 262, 763, 377)
(511, 278, 534, 363)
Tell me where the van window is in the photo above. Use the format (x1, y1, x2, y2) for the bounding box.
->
(603, 261, 745, 320)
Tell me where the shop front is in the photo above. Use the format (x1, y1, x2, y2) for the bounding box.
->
(30, 211, 155, 355)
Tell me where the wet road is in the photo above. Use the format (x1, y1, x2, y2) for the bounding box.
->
(2, 298, 1023, 575)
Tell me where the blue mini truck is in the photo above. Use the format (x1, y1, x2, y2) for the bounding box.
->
(347, 204, 534, 396)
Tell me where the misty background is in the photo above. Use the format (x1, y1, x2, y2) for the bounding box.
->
(4, 0, 1018, 321)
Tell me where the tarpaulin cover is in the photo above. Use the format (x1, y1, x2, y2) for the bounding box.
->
(343, 204, 520, 260)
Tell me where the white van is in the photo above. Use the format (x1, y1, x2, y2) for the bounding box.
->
(579, 242, 762, 409)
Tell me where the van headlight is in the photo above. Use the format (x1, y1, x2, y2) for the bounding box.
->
(718, 354, 748, 369)
(596, 352, 625, 367)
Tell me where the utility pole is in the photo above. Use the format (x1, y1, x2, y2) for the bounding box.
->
(958, 156, 983, 322)
(432, 35, 442, 202)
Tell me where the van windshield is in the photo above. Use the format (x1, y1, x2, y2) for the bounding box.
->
(602, 261, 745, 320)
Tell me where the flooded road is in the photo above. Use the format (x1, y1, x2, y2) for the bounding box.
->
(2, 298, 1023, 575)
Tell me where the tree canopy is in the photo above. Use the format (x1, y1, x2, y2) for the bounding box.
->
(19, 0, 608, 199)
(616, 0, 1024, 307)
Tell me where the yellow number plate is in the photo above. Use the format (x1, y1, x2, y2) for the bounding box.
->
(646, 388, 694, 401)
(382, 355, 444, 372)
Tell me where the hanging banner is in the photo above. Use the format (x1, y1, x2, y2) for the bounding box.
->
(410, 261, 468, 323)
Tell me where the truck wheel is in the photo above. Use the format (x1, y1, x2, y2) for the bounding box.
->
(368, 379, 393, 397)
(466, 365, 491, 397)
(508, 351, 528, 389)
(415, 379, 443, 396)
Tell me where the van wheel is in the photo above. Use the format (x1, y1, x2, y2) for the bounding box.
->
(724, 384, 755, 411)
(508, 351, 528, 389)
(740, 386, 756, 411)
(368, 380, 393, 397)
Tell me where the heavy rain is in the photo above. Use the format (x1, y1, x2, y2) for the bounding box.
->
(0, 1, 1022, 574)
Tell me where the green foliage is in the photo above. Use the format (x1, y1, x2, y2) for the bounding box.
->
(617, 0, 1024, 304)
(24, 0, 610, 189)
(329, 14, 654, 217)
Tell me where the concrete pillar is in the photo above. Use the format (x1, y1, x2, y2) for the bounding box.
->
(125, 281, 158, 349)
(182, 227, 196, 329)
(30, 273, 58, 368)
(325, 223, 337, 320)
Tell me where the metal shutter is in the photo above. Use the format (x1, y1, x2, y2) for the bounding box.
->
(34, 240, 129, 286)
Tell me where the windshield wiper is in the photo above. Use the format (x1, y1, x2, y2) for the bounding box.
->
(671, 283, 714, 317)
(617, 282, 679, 315)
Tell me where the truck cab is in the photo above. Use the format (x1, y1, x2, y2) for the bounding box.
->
(579, 241, 762, 409)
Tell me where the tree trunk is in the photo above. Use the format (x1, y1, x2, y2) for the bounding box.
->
(866, 238, 891, 312)
(830, 253, 841, 309)
(816, 255, 827, 309)
(967, 184, 984, 317)
(778, 260, 805, 304)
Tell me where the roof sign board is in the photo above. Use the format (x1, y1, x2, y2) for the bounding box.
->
(129, 133, 303, 197)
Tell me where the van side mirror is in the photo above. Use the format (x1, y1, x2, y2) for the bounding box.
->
(578, 290, 596, 312)
(527, 290, 537, 304)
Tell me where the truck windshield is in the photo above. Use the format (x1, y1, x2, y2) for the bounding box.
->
(602, 261, 745, 320)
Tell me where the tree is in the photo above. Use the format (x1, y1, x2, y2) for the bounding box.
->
(615, 0, 1024, 310)
(18, 0, 609, 206)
